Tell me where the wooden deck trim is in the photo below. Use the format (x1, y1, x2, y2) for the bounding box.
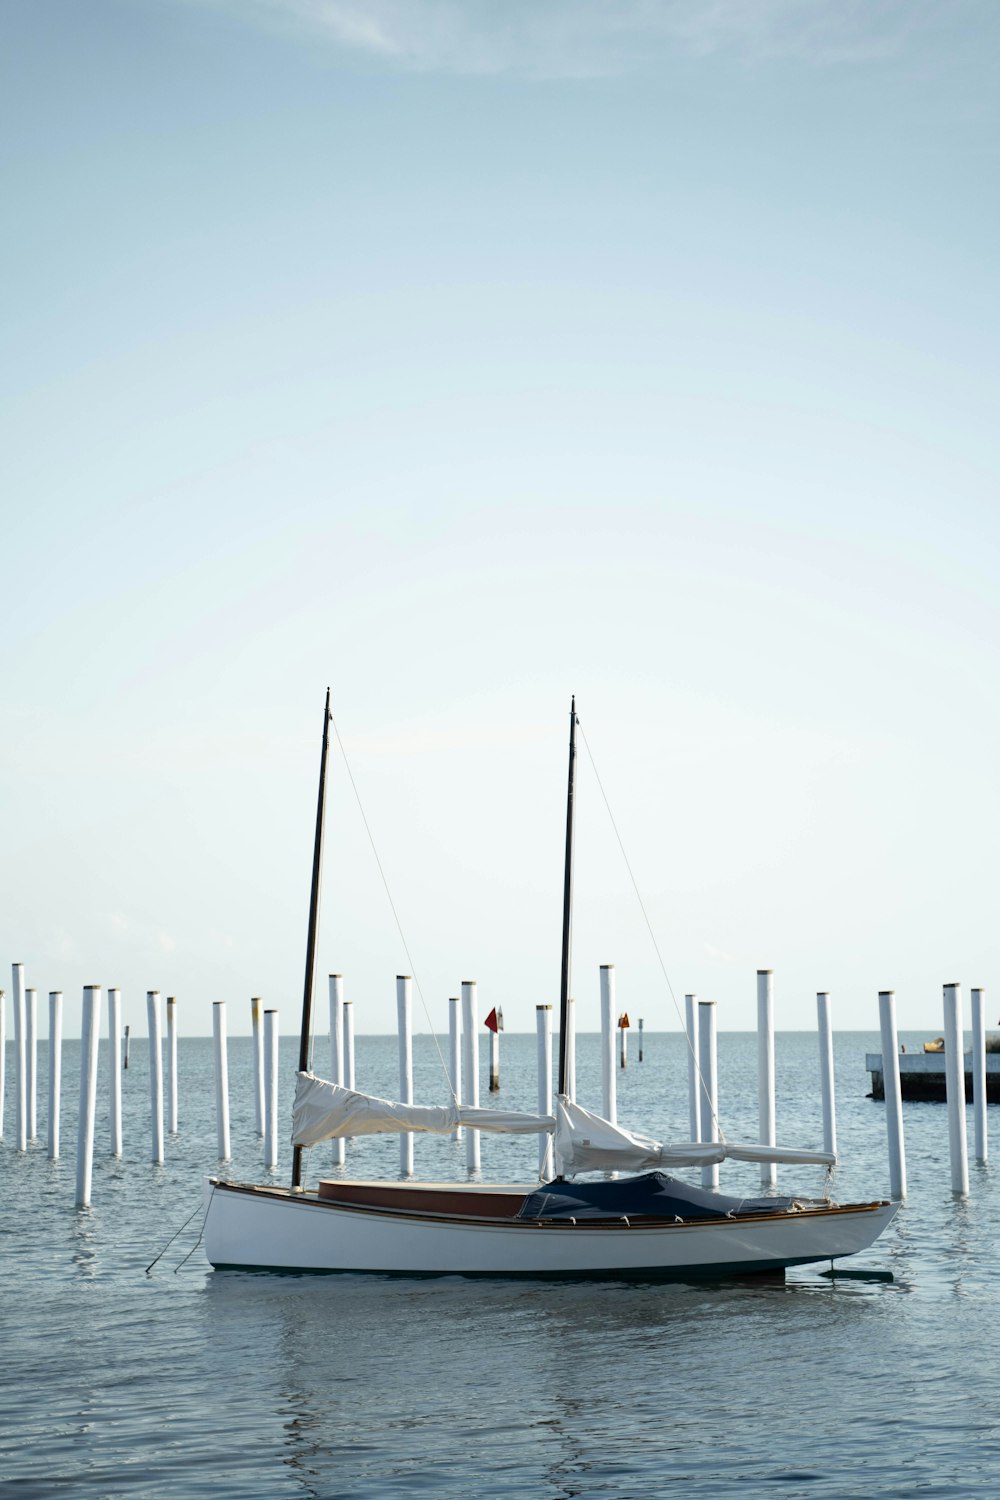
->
(209, 1179, 889, 1232)
(317, 1179, 528, 1218)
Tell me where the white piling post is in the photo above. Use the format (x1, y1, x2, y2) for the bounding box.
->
(75, 985, 102, 1207)
(343, 1001, 355, 1087)
(943, 982, 969, 1195)
(878, 990, 906, 1199)
(123, 1025, 130, 1070)
(536, 1003, 554, 1178)
(600, 965, 617, 1124)
(685, 994, 700, 1141)
(816, 991, 837, 1158)
(263, 1008, 279, 1169)
(971, 986, 988, 1163)
(757, 969, 776, 1189)
(698, 1000, 719, 1189)
(26, 986, 37, 1140)
(47, 991, 62, 1160)
(213, 1002, 231, 1162)
(0, 989, 5, 1139)
(108, 988, 122, 1156)
(13, 963, 26, 1151)
(489, 1028, 500, 1092)
(620, 1017, 628, 1070)
(343, 999, 355, 1144)
(328, 975, 345, 1167)
(166, 996, 178, 1134)
(147, 990, 164, 1165)
(448, 997, 463, 1139)
(638, 1017, 644, 1063)
(397, 975, 414, 1177)
(251, 997, 264, 1137)
(566, 996, 576, 1102)
(461, 980, 480, 1173)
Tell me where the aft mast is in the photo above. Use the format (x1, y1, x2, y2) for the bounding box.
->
(557, 696, 577, 1103)
(291, 687, 332, 1191)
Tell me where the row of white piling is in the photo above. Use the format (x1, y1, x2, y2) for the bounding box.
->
(2, 973, 124, 1173)
(264, 1007, 279, 1169)
(397, 976, 413, 1177)
(2, 965, 589, 1181)
(971, 987, 986, 1164)
(148, 991, 164, 1166)
(1, 975, 260, 1204)
(48, 990, 62, 1159)
(5, 967, 603, 1194)
(687, 975, 989, 1204)
(110, 988, 123, 1156)
(698, 999, 719, 1189)
(600, 965, 616, 1125)
(324, 974, 560, 1182)
(462, 981, 479, 1172)
(167, 996, 178, 1136)
(537, 1003, 554, 1178)
(875, 982, 987, 1200)
(757, 970, 776, 1189)
(684, 993, 699, 1140)
(942, 983, 968, 1194)
(817, 991, 837, 1157)
(0, 965, 603, 1176)
(77, 985, 101, 1207)
(329, 976, 345, 1167)
(3, 963, 993, 1208)
(879, 990, 906, 1198)
(449, 997, 463, 1141)
(213, 1002, 230, 1160)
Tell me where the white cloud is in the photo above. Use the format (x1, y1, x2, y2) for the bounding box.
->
(190, 0, 951, 77)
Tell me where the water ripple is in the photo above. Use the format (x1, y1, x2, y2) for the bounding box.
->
(3, 1031, 999, 1497)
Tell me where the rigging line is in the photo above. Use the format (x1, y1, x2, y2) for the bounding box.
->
(330, 715, 455, 1101)
(576, 717, 727, 1146)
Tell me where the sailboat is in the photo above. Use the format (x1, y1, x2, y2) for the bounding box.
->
(204, 694, 897, 1278)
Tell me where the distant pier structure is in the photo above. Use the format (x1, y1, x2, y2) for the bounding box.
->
(868, 1032, 1000, 1102)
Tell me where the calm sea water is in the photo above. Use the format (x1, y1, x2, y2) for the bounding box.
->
(2, 1028, 999, 1499)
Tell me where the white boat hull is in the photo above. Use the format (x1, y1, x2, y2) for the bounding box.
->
(204, 1181, 898, 1279)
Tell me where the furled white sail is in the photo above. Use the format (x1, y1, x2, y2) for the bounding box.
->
(551, 1098, 725, 1176)
(551, 1098, 836, 1177)
(292, 1071, 555, 1147)
(292, 1073, 837, 1173)
(722, 1141, 836, 1167)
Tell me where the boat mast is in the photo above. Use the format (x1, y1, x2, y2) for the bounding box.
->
(557, 695, 576, 1101)
(291, 686, 332, 1192)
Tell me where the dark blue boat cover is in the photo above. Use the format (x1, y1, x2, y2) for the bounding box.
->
(517, 1171, 795, 1222)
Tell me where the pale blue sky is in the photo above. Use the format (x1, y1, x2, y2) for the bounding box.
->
(2, 0, 998, 1039)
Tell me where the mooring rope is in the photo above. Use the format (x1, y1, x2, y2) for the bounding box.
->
(145, 1194, 209, 1275)
(173, 1195, 214, 1273)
